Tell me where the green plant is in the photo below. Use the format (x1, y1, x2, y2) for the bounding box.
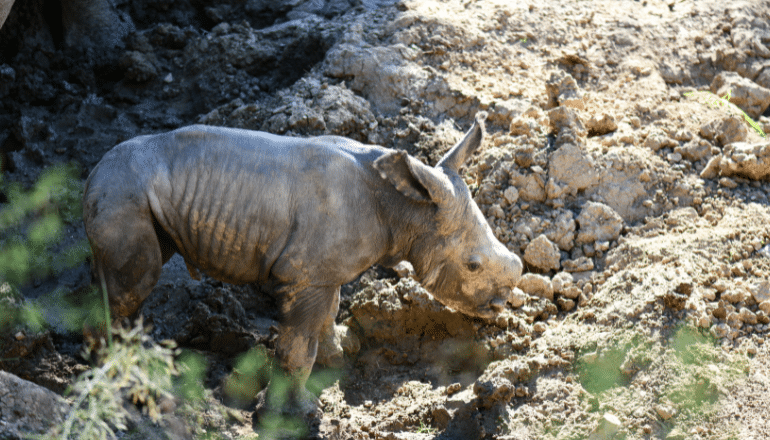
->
(684, 90, 766, 137)
(48, 319, 180, 440)
(416, 421, 438, 434)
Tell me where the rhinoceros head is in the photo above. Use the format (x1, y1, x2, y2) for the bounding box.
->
(374, 113, 523, 319)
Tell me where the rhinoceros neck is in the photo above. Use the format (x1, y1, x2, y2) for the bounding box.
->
(371, 183, 438, 271)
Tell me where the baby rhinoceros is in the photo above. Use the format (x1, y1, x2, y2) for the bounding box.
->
(82, 112, 522, 419)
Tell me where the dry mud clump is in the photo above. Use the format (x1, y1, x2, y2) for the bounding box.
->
(2, 0, 770, 439)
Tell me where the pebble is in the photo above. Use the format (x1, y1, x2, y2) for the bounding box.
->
(446, 383, 462, 395)
(718, 177, 738, 188)
(557, 297, 575, 311)
(655, 404, 676, 420)
(562, 257, 594, 272)
(750, 280, 770, 303)
(551, 271, 574, 293)
(509, 288, 527, 308)
(721, 289, 747, 304)
(518, 274, 554, 301)
(503, 186, 519, 204)
(588, 413, 622, 439)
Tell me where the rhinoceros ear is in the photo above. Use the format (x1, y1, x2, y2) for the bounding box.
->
(436, 112, 487, 172)
(373, 150, 453, 204)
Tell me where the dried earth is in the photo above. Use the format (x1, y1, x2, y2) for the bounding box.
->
(2, 0, 770, 439)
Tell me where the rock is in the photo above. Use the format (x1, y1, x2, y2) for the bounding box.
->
(721, 288, 747, 304)
(718, 177, 738, 188)
(545, 177, 566, 200)
(659, 61, 688, 84)
(678, 139, 712, 162)
(0, 371, 69, 438)
(325, 42, 428, 114)
(586, 112, 617, 136)
(503, 186, 519, 204)
(314, 83, 379, 138)
(587, 413, 622, 440)
(665, 427, 688, 440)
(642, 130, 678, 151)
(61, 0, 134, 50)
(549, 143, 598, 194)
(518, 273, 554, 301)
(717, 141, 770, 180)
(655, 404, 676, 420)
(739, 307, 757, 325)
(393, 261, 415, 278)
(700, 155, 722, 179)
(473, 359, 535, 408)
(523, 235, 561, 271)
(700, 116, 749, 147)
(756, 66, 770, 89)
(663, 290, 689, 311)
(544, 210, 577, 251)
(349, 278, 476, 343)
(517, 173, 546, 203)
(562, 257, 594, 272)
(750, 280, 770, 303)
(711, 323, 734, 339)
(696, 312, 712, 328)
(760, 243, 770, 260)
(575, 202, 624, 245)
(509, 288, 527, 308)
(488, 98, 531, 127)
(674, 129, 694, 142)
(556, 297, 575, 311)
(551, 271, 574, 294)
(548, 106, 587, 145)
(119, 51, 159, 82)
(509, 116, 540, 136)
(546, 70, 584, 110)
(726, 311, 743, 328)
(317, 324, 361, 368)
(710, 71, 770, 119)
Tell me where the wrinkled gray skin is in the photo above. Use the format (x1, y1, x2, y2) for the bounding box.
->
(83, 112, 522, 417)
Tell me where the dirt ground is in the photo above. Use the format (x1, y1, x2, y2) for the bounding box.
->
(2, 0, 770, 439)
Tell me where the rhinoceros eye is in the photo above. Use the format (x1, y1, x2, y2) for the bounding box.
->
(466, 261, 481, 272)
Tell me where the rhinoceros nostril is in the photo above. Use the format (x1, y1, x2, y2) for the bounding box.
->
(489, 298, 506, 313)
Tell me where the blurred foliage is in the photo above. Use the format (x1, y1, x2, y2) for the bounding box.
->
(224, 346, 340, 439)
(0, 163, 91, 334)
(0, 163, 88, 285)
(576, 324, 747, 439)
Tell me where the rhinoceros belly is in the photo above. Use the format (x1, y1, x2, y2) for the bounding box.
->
(147, 148, 294, 285)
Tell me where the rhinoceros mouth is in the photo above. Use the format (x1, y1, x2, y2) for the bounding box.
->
(470, 297, 508, 319)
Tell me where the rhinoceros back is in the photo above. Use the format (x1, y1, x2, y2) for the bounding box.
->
(90, 125, 384, 285)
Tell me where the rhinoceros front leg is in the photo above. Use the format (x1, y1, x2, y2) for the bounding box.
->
(316, 288, 361, 368)
(255, 284, 339, 422)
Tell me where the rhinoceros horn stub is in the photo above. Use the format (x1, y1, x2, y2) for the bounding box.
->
(436, 111, 487, 173)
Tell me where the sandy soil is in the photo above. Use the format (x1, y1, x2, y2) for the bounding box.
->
(1, 0, 770, 439)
